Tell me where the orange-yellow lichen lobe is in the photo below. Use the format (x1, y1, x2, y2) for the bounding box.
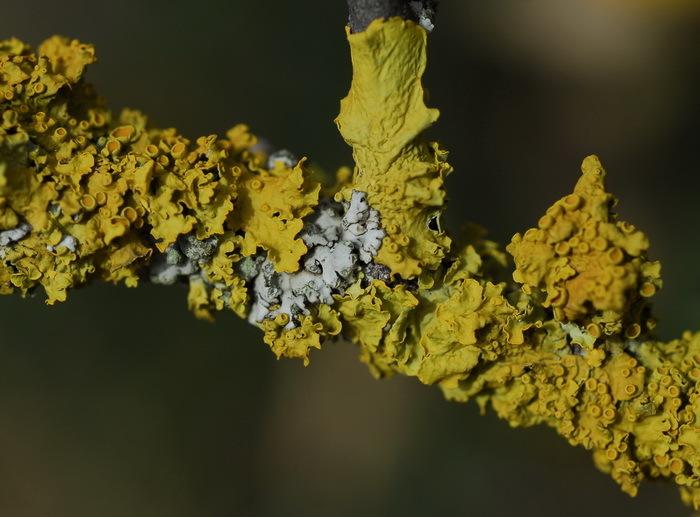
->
(507, 155, 661, 336)
(231, 158, 320, 273)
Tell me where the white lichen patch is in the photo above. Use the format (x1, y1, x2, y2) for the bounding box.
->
(146, 190, 386, 330)
(0, 222, 32, 258)
(0, 222, 31, 247)
(267, 149, 298, 170)
(247, 190, 386, 328)
(409, 1, 435, 32)
(46, 234, 78, 253)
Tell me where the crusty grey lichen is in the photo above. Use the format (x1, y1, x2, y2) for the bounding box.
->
(149, 234, 219, 285)
(247, 190, 385, 328)
(147, 190, 386, 331)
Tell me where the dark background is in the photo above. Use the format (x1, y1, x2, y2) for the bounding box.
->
(2, 1, 700, 515)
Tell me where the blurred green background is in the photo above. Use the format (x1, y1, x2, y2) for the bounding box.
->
(2, 1, 700, 515)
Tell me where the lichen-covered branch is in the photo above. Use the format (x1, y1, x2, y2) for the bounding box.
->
(1, 17, 700, 510)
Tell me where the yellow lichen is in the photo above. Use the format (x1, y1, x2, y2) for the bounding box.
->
(0, 34, 326, 331)
(261, 307, 342, 366)
(231, 159, 320, 273)
(336, 19, 452, 279)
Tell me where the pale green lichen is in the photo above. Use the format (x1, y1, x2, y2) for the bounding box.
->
(2, 19, 700, 510)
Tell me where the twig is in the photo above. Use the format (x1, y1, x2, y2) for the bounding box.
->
(346, 0, 437, 33)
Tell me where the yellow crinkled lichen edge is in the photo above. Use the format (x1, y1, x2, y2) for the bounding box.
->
(0, 35, 319, 311)
(336, 19, 452, 279)
(1, 19, 700, 509)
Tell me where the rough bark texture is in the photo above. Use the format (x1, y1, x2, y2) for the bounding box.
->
(347, 0, 409, 33)
(347, 0, 437, 33)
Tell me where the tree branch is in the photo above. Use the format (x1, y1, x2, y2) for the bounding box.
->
(3, 11, 699, 512)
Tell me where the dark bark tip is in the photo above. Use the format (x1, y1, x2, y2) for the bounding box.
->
(346, 0, 438, 33)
